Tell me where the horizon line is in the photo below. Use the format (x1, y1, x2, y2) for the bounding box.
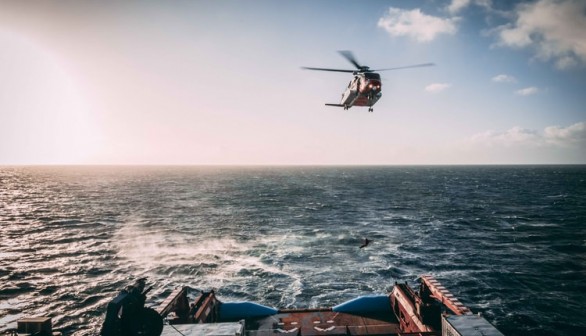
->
(1, 163, 585, 167)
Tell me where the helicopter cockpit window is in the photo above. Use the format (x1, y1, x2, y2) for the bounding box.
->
(365, 73, 381, 80)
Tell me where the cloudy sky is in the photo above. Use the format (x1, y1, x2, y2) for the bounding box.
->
(1, 0, 585, 165)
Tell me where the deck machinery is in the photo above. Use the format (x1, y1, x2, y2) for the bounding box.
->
(13, 275, 504, 336)
(97, 275, 504, 336)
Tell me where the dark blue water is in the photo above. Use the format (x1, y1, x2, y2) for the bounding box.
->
(1, 166, 585, 336)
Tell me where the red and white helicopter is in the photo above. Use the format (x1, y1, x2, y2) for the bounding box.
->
(303, 51, 433, 112)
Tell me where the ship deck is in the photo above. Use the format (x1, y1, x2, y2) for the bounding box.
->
(243, 309, 401, 336)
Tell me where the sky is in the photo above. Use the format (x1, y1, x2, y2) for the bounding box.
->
(0, 0, 585, 165)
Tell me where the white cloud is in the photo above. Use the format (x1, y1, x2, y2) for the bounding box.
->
(495, 0, 586, 69)
(447, 0, 471, 14)
(377, 8, 458, 42)
(460, 122, 586, 163)
(425, 83, 451, 93)
(555, 55, 579, 70)
(470, 127, 541, 147)
(515, 86, 539, 96)
(447, 0, 492, 14)
(544, 122, 586, 146)
(491, 74, 517, 83)
(469, 122, 586, 148)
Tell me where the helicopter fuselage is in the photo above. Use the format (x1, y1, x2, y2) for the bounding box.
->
(340, 72, 382, 111)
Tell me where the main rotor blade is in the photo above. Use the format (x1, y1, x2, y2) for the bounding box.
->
(301, 67, 355, 73)
(338, 50, 363, 70)
(373, 63, 435, 71)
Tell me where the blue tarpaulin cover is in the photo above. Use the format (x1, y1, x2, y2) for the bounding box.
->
(219, 302, 278, 320)
(332, 295, 391, 314)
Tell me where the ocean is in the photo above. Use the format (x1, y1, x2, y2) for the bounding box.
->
(1, 165, 585, 336)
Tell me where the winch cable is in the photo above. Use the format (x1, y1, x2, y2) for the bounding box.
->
(168, 323, 187, 336)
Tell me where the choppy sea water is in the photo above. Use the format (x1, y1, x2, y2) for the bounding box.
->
(1, 166, 585, 336)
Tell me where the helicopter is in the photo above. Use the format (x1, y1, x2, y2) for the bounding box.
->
(302, 51, 434, 112)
